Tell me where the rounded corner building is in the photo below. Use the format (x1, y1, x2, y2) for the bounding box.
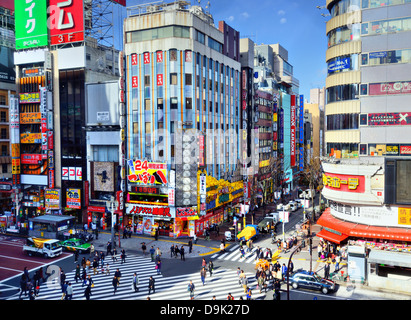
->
(320, 0, 411, 290)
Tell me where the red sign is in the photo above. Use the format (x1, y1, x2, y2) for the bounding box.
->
(400, 145, 411, 155)
(369, 82, 411, 96)
(157, 74, 163, 86)
(176, 207, 197, 218)
(143, 52, 150, 64)
(131, 54, 138, 66)
(131, 186, 160, 194)
(49, 0, 85, 45)
(88, 206, 105, 213)
(132, 76, 138, 88)
(323, 173, 365, 193)
(368, 113, 411, 126)
(21, 154, 42, 164)
(156, 51, 163, 63)
(290, 95, 296, 167)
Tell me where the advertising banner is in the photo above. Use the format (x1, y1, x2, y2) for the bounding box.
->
(323, 173, 365, 193)
(67, 188, 81, 209)
(368, 113, 411, 126)
(15, 0, 48, 50)
(369, 81, 411, 96)
(290, 95, 296, 167)
(45, 188, 60, 209)
(127, 159, 168, 185)
(48, 0, 85, 45)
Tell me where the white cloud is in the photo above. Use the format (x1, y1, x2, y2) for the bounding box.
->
(277, 9, 286, 16)
(241, 12, 250, 19)
(280, 18, 287, 24)
(227, 15, 234, 22)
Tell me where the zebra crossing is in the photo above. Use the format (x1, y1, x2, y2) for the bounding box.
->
(7, 253, 268, 300)
(210, 244, 278, 265)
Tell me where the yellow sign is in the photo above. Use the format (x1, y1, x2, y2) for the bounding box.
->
(128, 159, 168, 185)
(12, 159, 20, 174)
(398, 208, 411, 226)
(19, 92, 40, 104)
(323, 174, 360, 190)
(259, 160, 270, 168)
(21, 133, 42, 144)
(20, 113, 41, 124)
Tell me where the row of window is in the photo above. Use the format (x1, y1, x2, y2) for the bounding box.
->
(126, 25, 190, 43)
(326, 113, 359, 130)
(328, 25, 361, 48)
(330, 0, 411, 19)
(361, 16, 411, 36)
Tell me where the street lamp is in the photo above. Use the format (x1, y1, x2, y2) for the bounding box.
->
(106, 196, 119, 248)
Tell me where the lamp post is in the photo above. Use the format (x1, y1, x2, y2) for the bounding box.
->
(107, 197, 118, 248)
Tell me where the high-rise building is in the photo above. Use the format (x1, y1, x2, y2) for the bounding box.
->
(319, 0, 411, 287)
(123, 1, 242, 237)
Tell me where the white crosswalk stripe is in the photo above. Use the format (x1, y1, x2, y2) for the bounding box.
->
(7, 253, 269, 300)
(211, 244, 262, 264)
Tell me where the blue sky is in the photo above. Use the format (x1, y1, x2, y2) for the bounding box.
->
(122, 0, 329, 100)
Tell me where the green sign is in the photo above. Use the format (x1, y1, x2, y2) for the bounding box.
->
(15, 0, 48, 50)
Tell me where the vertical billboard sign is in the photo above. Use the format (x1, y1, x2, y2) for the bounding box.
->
(299, 95, 304, 171)
(48, 0, 85, 45)
(15, 0, 49, 50)
(290, 95, 296, 167)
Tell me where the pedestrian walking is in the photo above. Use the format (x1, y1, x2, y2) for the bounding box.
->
(100, 251, 105, 268)
(105, 263, 110, 276)
(188, 280, 195, 300)
(241, 275, 248, 293)
(74, 264, 81, 283)
(156, 259, 162, 274)
(112, 248, 118, 262)
(19, 275, 28, 299)
(132, 272, 139, 292)
(324, 261, 330, 279)
(93, 258, 99, 275)
(180, 245, 185, 261)
(201, 258, 207, 268)
(84, 285, 92, 300)
(112, 276, 119, 294)
(208, 260, 214, 277)
(89, 244, 95, 258)
(150, 246, 155, 262)
(106, 241, 112, 256)
(66, 282, 73, 300)
(148, 276, 155, 295)
(188, 238, 193, 254)
(335, 255, 340, 272)
(141, 242, 147, 255)
(114, 268, 122, 283)
(155, 247, 162, 261)
(246, 287, 252, 300)
(255, 246, 261, 260)
(74, 250, 79, 263)
(121, 249, 126, 264)
(273, 279, 281, 301)
(170, 244, 175, 258)
(281, 263, 288, 281)
(200, 267, 207, 286)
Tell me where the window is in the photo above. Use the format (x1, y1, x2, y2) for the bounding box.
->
(186, 97, 192, 109)
(144, 75, 150, 86)
(196, 30, 205, 44)
(185, 74, 192, 85)
(208, 37, 223, 53)
(145, 99, 151, 110)
(170, 73, 178, 85)
(170, 97, 178, 109)
(93, 145, 119, 162)
(170, 49, 177, 62)
(157, 98, 164, 110)
(0, 111, 6, 122)
(128, 26, 190, 43)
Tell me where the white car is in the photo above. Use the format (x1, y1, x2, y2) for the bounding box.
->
(277, 203, 283, 210)
(288, 202, 298, 212)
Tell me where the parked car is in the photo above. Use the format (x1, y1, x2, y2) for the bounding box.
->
(288, 201, 298, 212)
(288, 270, 336, 294)
(59, 238, 92, 254)
(257, 217, 277, 233)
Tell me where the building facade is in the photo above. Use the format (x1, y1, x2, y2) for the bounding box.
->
(123, 1, 242, 237)
(320, 0, 411, 288)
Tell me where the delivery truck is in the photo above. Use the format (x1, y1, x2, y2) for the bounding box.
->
(23, 237, 62, 258)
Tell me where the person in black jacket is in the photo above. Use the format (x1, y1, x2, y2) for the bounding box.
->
(148, 276, 155, 294)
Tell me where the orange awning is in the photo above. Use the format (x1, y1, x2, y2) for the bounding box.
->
(317, 208, 411, 242)
(316, 229, 348, 244)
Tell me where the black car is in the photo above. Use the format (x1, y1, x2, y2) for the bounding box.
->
(288, 270, 336, 294)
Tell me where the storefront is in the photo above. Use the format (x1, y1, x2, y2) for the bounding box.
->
(125, 203, 175, 237)
(87, 205, 106, 230)
(174, 207, 198, 237)
(195, 206, 225, 236)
